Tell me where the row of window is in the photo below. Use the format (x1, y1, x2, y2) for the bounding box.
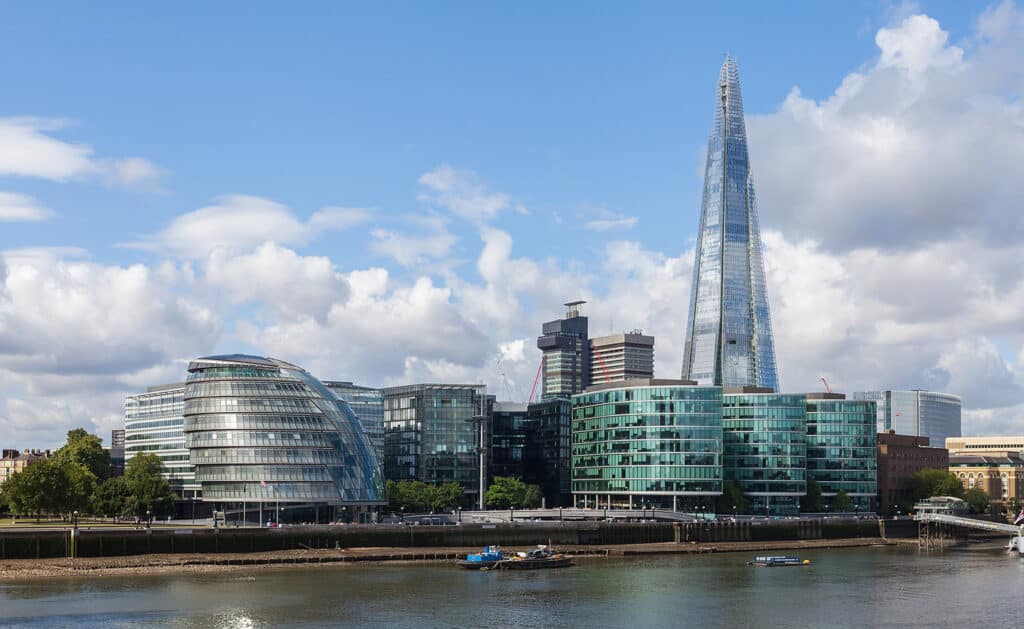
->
(573, 465, 721, 480)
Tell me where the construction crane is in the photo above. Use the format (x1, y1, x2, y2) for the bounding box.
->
(820, 376, 833, 395)
(593, 348, 613, 383)
(528, 356, 546, 403)
(495, 357, 515, 400)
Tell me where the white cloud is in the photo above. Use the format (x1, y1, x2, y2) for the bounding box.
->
(747, 6, 1024, 251)
(206, 242, 349, 322)
(131, 195, 369, 259)
(584, 213, 639, 232)
(370, 215, 458, 267)
(418, 164, 512, 223)
(0, 192, 53, 222)
(0, 117, 165, 188)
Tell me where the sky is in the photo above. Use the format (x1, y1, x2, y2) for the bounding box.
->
(1, 1, 1022, 448)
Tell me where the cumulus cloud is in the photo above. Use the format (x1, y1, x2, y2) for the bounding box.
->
(205, 242, 349, 322)
(747, 6, 1024, 251)
(0, 117, 165, 188)
(418, 165, 513, 223)
(130, 195, 370, 259)
(0, 192, 53, 222)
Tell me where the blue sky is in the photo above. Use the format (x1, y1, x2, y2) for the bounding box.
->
(1, 1, 1022, 447)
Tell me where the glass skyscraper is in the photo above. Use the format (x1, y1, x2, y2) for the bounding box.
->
(682, 56, 779, 391)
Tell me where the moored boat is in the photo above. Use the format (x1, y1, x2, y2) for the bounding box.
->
(748, 555, 811, 567)
(457, 546, 504, 569)
(498, 545, 574, 570)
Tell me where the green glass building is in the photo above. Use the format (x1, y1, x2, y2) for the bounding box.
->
(805, 395, 877, 512)
(572, 379, 723, 511)
(722, 390, 806, 516)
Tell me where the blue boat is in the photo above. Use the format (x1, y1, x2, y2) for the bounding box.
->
(457, 546, 504, 569)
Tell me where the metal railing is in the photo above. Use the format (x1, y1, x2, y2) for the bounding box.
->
(915, 512, 1021, 534)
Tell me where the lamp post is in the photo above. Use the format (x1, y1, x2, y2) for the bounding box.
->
(457, 507, 462, 524)
(146, 509, 152, 529)
(510, 505, 515, 523)
(400, 506, 405, 524)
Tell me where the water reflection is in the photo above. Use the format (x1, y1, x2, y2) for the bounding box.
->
(1, 545, 1022, 628)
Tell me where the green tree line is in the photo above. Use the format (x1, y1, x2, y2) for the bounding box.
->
(0, 429, 176, 521)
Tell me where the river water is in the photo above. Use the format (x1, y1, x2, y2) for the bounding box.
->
(1, 544, 1021, 628)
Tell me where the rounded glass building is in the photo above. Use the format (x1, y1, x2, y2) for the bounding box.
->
(571, 379, 723, 511)
(183, 355, 385, 523)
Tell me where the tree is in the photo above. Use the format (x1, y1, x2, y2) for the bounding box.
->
(54, 428, 111, 483)
(483, 477, 544, 509)
(124, 454, 175, 517)
(428, 482, 465, 512)
(801, 478, 823, 513)
(832, 490, 854, 512)
(717, 481, 749, 515)
(964, 487, 990, 514)
(909, 468, 964, 502)
(92, 476, 132, 517)
(523, 484, 544, 509)
(0, 458, 95, 521)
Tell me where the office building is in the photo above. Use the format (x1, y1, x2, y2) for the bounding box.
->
(572, 379, 723, 511)
(382, 384, 492, 504)
(722, 389, 806, 516)
(681, 56, 779, 391)
(325, 381, 385, 463)
(589, 332, 654, 385)
(805, 394, 878, 512)
(109, 429, 125, 477)
(537, 301, 590, 399)
(877, 432, 949, 514)
(0, 449, 50, 485)
(124, 383, 199, 498)
(526, 398, 573, 507)
(949, 454, 1024, 510)
(852, 390, 961, 447)
(183, 355, 385, 521)
(490, 402, 530, 481)
(945, 436, 1024, 457)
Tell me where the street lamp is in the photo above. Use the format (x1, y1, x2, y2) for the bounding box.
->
(72, 510, 78, 528)
(510, 505, 515, 523)
(457, 507, 462, 524)
(400, 506, 405, 524)
(146, 509, 152, 529)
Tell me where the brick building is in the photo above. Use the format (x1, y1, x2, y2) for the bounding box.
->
(877, 432, 948, 514)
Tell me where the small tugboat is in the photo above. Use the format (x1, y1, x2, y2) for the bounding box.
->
(457, 546, 504, 570)
(498, 545, 574, 570)
(747, 555, 811, 567)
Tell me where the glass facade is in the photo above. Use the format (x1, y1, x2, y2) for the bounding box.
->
(722, 393, 806, 515)
(183, 355, 385, 507)
(682, 56, 778, 391)
(526, 398, 573, 507)
(382, 384, 491, 499)
(572, 382, 723, 510)
(325, 381, 385, 464)
(805, 397, 877, 511)
(490, 402, 530, 481)
(124, 383, 198, 497)
(852, 389, 961, 447)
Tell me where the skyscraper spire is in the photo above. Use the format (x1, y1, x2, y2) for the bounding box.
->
(681, 57, 779, 391)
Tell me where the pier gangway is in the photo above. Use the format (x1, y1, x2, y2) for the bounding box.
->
(915, 512, 1021, 535)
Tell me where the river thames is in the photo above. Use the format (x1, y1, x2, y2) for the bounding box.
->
(1, 544, 1021, 627)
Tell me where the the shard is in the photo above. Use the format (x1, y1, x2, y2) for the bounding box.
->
(681, 57, 779, 391)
